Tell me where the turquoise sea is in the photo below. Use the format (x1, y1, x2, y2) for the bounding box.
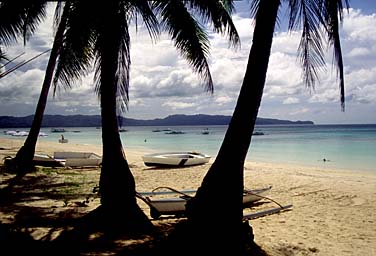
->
(1, 124, 376, 172)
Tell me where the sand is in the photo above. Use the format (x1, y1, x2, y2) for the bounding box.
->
(0, 137, 375, 255)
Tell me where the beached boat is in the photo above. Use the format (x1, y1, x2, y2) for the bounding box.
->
(4, 130, 29, 136)
(137, 186, 273, 219)
(53, 151, 102, 167)
(33, 154, 65, 167)
(142, 151, 211, 167)
(33, 152, 102, 167)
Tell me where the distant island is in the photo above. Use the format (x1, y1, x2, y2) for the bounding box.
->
(0, 114, 314, 128)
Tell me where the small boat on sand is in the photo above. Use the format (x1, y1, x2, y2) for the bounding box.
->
(137, 186, 273, 219)
(142, 151, 211, 167)
(32, 152, 102, 167)
(53, 151, 102, 167)
(33, 154, 65, 167)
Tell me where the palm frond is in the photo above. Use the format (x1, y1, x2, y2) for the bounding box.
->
(53, 2, 95, 95)
(117, 2, 132, 113)
(249, 0, 261, 19)
(320, 0, 349, 111)
(288, 0, 326, 89)
(92, 2, 131, 113)
(0, 2, 47, 46)
(129, 0, 160, 42)
(185, 0, 240, 48)
(153, 0, 213, 92)
(53, 2, 64, 35)
(0, 47, 12, 64)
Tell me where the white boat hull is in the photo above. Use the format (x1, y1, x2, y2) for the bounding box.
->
(33, 154, 65, 167)
(139, 186, 272, 219)
(54, 151, 102, 167)
(142, 151, 211, 167)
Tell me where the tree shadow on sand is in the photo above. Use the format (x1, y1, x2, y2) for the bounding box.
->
(0, 166, 269, 255)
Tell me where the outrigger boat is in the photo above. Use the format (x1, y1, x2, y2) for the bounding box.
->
(136, 186, 277, 219)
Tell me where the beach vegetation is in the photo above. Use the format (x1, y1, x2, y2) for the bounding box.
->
(179, 0, 349, 255)
(0, 0, 241, 253)
(47, 0, 239, 237)
(0, 2, 68, 176)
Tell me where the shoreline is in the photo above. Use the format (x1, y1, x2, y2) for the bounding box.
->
(2, 124, 375, 173)
(1, 136, 374, 174)
(1, 137, 375, 255)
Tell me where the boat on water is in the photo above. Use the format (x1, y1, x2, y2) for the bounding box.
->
(165, 130, 185, 134)
(201, 128, 210, 135)
(137, 186, 273, 219)
(152, 128, 172, 132)
(51, 128, 66, 133)
(142, 151, 211, 167)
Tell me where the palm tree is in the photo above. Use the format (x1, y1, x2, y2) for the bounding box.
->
(12, 3, 69, 175)
(0, 2, 64, 173)
(1, 1, 239, 233)
(177, 0, 349, 254)
(0, 47, 6, 62)
(51, 0, 239, 232)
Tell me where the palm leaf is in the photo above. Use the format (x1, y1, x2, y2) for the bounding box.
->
(116, 1, 132, 112)
(92, 2, 131, 113)
(287, 0, 326, 89)
(320, 0, 350, 111)
(185, 0, 240, 48)
(129, 0, 160, 42)
(0, 2, 47, 46)
(53, 2, 96, 94)
(153, 0, 213, 92)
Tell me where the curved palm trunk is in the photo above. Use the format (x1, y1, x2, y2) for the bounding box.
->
(13, 10, 67, 175)
(180, 0, 280, 254)
(97, 32, 153, 233)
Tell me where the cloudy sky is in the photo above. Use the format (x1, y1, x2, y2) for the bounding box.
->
(1, 1, 375, 124)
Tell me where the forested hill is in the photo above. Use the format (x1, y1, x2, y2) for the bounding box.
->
(0, 114, 314, 128)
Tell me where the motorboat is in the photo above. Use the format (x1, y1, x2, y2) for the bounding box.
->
(142, 151, 211, 167)
(51, 128, 66, 132)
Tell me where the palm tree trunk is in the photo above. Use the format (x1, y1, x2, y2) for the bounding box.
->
(182, 0, 281, 254)
(14, 8, 67, 174)
(97, 31, 153, 233)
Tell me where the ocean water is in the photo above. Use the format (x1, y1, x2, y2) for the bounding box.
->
(1, 124, 376, 172)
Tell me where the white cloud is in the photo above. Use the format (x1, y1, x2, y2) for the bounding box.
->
(162, 101, 196, 109)
(1, 3, 376, 124)
(283, 97, 300, 104)
(289, 108, 309, 116)
(347, 47, 371, 57)
(215, 96, 233, 105)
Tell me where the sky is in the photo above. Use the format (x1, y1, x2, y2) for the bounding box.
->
(0, 1, 375, 125)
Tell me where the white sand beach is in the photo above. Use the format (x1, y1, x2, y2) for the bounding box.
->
(0, 137, 375, 255)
